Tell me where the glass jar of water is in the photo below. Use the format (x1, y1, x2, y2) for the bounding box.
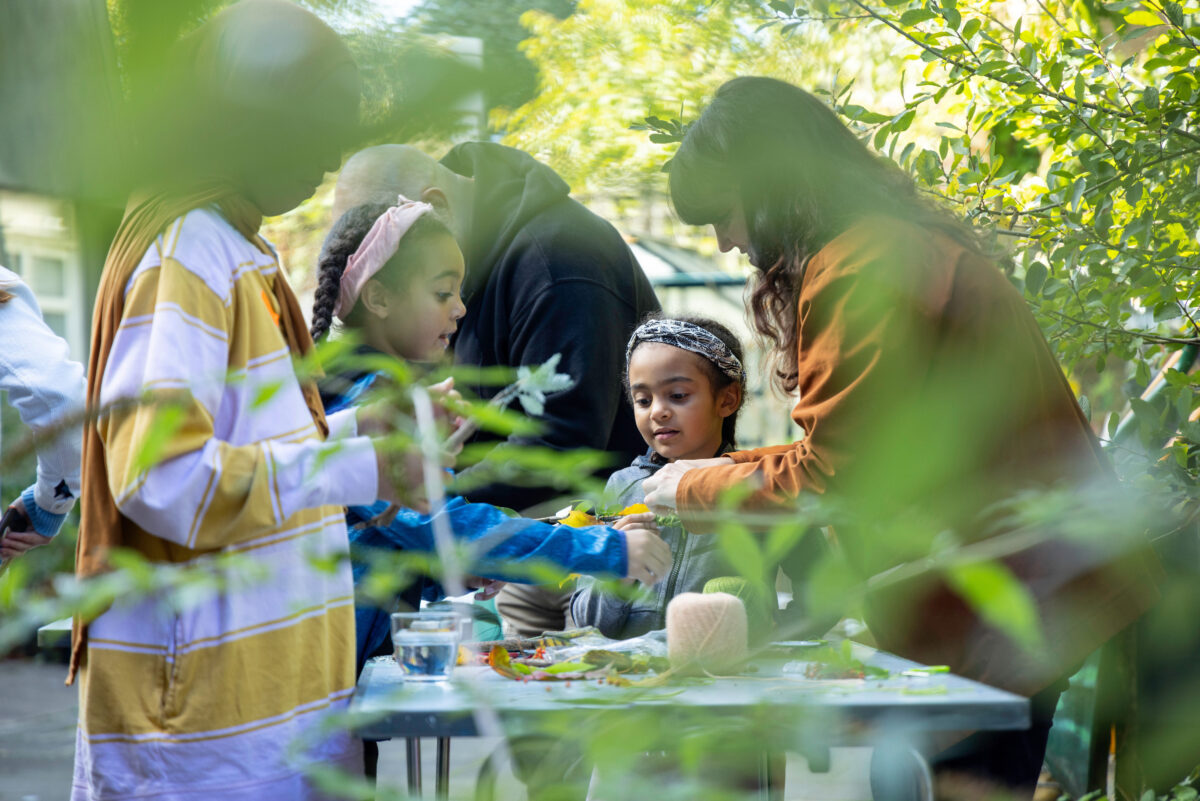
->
(391, 612, 460, 681)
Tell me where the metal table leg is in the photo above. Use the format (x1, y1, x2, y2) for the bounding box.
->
(406, 737, 422, 797)
(436, 737, 451, 799)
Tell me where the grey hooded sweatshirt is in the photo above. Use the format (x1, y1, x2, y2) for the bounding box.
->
(570, 448, 738, 639)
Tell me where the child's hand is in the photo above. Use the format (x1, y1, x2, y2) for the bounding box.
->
(373, 443, 430, 514)
(613, 511, 658, 534)
(0, 498, 51, 561)
(623, 527, 671, 586)
(429, 377, 467, 428)
(429, 377, 469, 458)
(356, 396, 404, 437)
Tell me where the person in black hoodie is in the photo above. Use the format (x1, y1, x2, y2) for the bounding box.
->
(333, 142, 660, 634)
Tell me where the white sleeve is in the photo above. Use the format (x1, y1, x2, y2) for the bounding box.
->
(0, 268, 85, 513)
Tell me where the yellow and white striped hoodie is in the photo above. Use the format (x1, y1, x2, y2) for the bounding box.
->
(72, 208, 377, 801)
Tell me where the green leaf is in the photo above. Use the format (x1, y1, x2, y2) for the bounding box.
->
(974, 59, 1010, 76)
(1049, 61, 1065, 90)
(900, 9, 937, 26)
(251, 380, 282, 410)
(716, 525, 766, 582)
(841, 104, 892, 124)
(1070, 178, 1088, 212)
(891, 109, 916, 132)
(1179, 421, 1200, 445)
(131, 402, 187, 476)
(945, 560, 1043, 652)
(961, 17, 981, 39)
(1025, 262, 1048, 296)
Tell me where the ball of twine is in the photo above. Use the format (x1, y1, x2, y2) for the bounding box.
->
(666, 592, 748, 674)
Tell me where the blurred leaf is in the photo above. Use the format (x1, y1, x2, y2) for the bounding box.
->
(716, 523, 766, 582)
(130, 402, 186, 476)
(946, 560, 1044, 652)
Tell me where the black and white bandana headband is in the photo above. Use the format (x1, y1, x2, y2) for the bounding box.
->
(626, 319, 747, 385)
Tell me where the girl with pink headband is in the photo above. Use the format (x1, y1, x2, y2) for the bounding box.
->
(312, 195, 464, 359)
(309, 201, 671, 774)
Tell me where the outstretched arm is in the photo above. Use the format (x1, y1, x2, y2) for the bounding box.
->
(100, 258, 378, 549)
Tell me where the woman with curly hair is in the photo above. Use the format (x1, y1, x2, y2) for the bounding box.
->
(643, 76, 1160, 798)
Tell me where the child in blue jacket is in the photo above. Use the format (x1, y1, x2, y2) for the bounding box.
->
(312, 198, 670, 671)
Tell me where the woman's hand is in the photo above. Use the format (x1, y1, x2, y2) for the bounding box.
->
(642, 457, 734, 514)
(0, 499, 52, 562)
(622, 526, 671, 585)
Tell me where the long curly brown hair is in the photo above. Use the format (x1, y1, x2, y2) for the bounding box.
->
(670, 77, 986, 395)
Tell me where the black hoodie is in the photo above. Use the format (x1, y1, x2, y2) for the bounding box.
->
(441, 142, 660, 511)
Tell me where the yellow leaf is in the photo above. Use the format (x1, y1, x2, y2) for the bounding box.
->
(1124, 10, 1163, 27)
(560, 510, 598, 528)
(619, 503, 650, 515)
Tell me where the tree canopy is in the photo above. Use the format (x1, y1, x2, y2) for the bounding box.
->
(500, 0, 1200, 517)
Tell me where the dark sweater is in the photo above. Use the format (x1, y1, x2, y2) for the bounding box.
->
(442, 142, 660, 511)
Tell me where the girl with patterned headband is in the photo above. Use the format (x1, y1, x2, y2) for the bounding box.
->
(572, 314, 771, 640)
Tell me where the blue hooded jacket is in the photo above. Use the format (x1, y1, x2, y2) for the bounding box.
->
(324, 369, 628, 671)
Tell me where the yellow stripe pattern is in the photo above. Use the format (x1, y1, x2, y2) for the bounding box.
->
(74, 208, 376, 801)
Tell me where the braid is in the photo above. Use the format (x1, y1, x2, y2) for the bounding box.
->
(310, 202, 392, 340)
(310, 251, 342, 341)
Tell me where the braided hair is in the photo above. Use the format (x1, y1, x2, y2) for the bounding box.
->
(311, 202, 453, 341)
(626, 312, 746, 449)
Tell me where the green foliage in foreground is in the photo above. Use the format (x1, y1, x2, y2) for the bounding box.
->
(6, 0, 1200, 796)
(755, 0, 1200, 510)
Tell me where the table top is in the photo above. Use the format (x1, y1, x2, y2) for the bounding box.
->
(349, 641, 1029, 742)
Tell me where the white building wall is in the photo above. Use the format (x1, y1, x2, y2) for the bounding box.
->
(0, 189, 87, 361)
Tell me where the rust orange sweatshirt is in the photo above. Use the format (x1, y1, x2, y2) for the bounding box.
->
(678, 216, 1160, 695)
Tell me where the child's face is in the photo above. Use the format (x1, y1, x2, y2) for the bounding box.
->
(366, 232, 466, 363)
(628, 342, 740, 463)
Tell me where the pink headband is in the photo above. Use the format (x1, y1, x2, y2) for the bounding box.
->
(334, 195, 435, 320)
